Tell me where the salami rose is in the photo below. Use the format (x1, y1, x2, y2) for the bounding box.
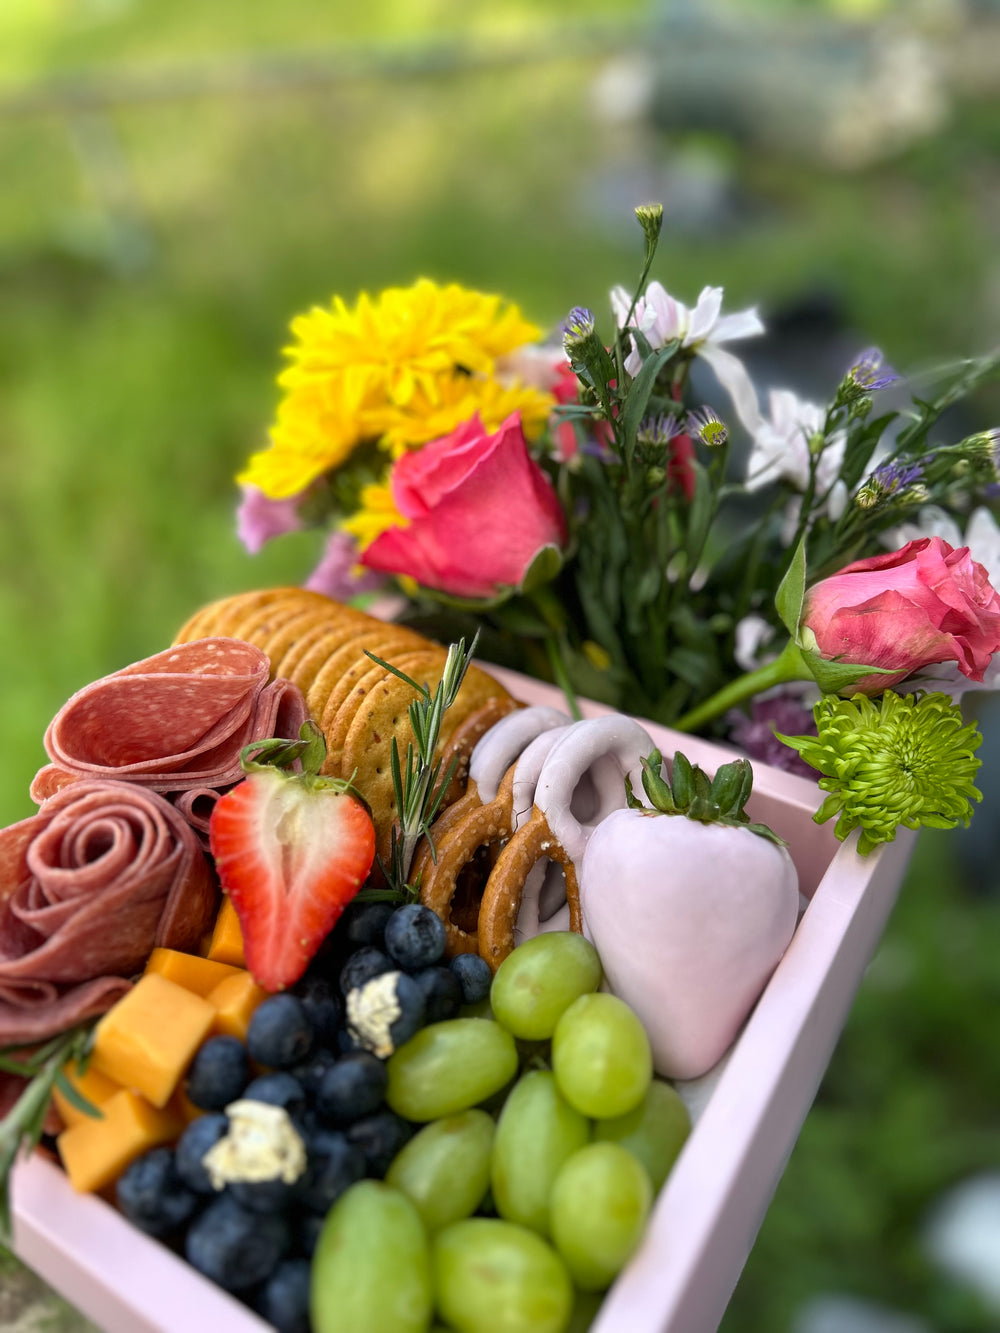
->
(30, 638, 307, 837)
(0, 780, 217, 1045)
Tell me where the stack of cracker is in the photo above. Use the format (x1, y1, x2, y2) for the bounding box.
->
(173, 588, 517, 859)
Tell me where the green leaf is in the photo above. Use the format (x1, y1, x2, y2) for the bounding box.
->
(801, 650, 898, 693)
(53, 1069, 103, 1120)
(683, 460, 714, 568)
(775, 536, 807, 639)
(620, 342, 679, 462)
(519, 544, 564, 595)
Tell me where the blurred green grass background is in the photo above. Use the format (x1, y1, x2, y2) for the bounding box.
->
(1, 1, 999, 1329)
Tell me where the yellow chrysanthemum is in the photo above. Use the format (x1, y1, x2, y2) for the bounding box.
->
(340, 480, 406, 551)
(367, 374, 557, 457)
(278, 279, 541, 411)
(241, 278, 554, 499)
(237, 384, 362, 499)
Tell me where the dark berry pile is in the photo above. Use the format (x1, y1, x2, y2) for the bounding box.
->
(115, 901, 493, 1333)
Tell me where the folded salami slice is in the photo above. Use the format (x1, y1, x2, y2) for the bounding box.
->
(0, 781, 217, 1045)
(30, 638, 308, 818)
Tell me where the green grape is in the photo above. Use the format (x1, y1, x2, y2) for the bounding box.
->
(490, 932, 602, 1040)
(549, 1143, 652, 1292)
(386, 1018, 518, 1121)
(386, 1109, 495, 1232)
(551, 993, 652, 1119)
(491, 1070, 590, 1235)
(311, 1180, 432, 1333)
(593, 1079, 690, 1190)
(433, 1217, 573, 1333)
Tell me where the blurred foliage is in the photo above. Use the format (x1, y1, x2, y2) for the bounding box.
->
(0, 2, 999, 1330)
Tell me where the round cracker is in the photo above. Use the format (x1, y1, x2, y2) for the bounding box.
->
(290, 619, 395, 702)
(190, 588, 310, 642)
(227, 590, 339, 649)
(321, 647, 445, 778)
(309, 626, 426, 730)
(268, 611, 351, 680)
(339, 653, 453, 855)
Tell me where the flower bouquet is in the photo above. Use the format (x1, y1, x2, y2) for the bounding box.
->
(3, 205, 1000, 1333)
(238, 203, 1000, 857)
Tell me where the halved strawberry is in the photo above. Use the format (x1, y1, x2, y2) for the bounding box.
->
(209, 724, 375, 991)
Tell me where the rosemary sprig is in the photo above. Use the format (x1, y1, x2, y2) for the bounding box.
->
(0, 1023, 98, 1243)
(360, 632, 480, 899)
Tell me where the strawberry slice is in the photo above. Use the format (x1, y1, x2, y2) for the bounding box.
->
(209, 723, 375, 991)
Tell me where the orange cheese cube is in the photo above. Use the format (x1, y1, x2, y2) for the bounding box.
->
(52, 1061, 122, 1129)
(57, 1089, 183, 1193)
(90, 974, 216, 1108)
(207, 971, 271, 1042)
(145, 947, 242, 998)
(206, 897, 245, 967)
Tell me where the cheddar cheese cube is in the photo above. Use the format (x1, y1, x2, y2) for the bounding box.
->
(205, 897, 245, 967)
(90, 974, 216, 1108)
(57, 1089, 183, 1194)
(145, 947, 242, 998)
(207, 970, 270, 1042)
(52, 1061, 121, 1130)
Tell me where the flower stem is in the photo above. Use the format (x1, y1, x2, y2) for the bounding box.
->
(673, 640, 810, 734)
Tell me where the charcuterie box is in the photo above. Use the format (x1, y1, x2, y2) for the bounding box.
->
(11, 664, 916, 1333)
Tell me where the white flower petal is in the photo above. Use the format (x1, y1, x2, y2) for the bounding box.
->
(712, 306, 765, 343)
(697, 341, 761, 433)
(685, 286, 724, 345)
(609, 285, 633, 328)
(964, 507, 1000, 588)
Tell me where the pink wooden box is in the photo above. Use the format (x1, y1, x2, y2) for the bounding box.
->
(11, 664, 916, 1333)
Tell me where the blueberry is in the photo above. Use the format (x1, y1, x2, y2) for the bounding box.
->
(246, 995, 315, 1069)
(293, 975, 342, 1046)
(338, 946, 393, 996)
(116, 1147, 200, 1237)
(296, 1128, 365, 1214)
(243, 1073, 307, 1122)
(296, 1210, 324, 1257)
(185, 1036, 248, 1111)
(411, 965, 462, 1022)
(340, 900, 394, 948)
(449, 952, 493, 1005)
(316, 1052, 388, 1123)
(185, 1193, 290, 1293)
(336, 1026, 366, 1055)
(255, 1257, 312, 1333)
(231, 1176, 299, 1214)
(346, 1109, 414, 1177)
(175, 1113, 229, 1195)
(347, 971, 425, 1057)
(384, 903, 447, 970)
(290, 1047, 338, 1100)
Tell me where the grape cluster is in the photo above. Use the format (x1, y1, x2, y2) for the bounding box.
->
(114, 915, 689, 1333)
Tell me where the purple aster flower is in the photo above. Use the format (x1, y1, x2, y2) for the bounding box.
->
(847, 347, 899, 393)
(561, 307, 597, 352)
(637, 412, 680, 447)
(236, 485, 305, 555)
(304, 530, 386, 601)
(687, 406, 728, 448)
(726, 694, 818, 780)
(856, 456, 925, 508)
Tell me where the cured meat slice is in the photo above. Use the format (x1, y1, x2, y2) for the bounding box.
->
(0, 781, 217, 1045)
(29, 638, 308, 823)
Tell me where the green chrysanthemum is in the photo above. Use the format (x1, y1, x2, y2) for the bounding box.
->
(777, 691, 982, 856)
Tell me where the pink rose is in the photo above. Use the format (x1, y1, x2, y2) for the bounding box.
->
(802, 536, 1000, 691)
(360, 413, 568, 599)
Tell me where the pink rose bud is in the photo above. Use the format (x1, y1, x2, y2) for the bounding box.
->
(802, 536, 1000, 692)
(360, 413, 568, 600)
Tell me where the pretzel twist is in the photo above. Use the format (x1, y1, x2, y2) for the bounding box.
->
(477, 808, 582, 971)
